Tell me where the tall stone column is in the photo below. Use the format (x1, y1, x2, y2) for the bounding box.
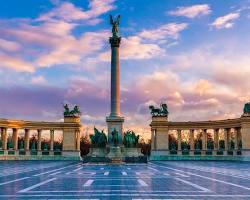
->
(224, 128, 229, 151)
(190, 129, 194, 152)
(110, 36, 121, 117)
(214, 128, 219, 150)
(177, 130, 182, 152)
(235, 128, 240, 150)
(50, 130, 54, 151)
(106, 25, 124, 145)
(1, 128, 7, 150)
(151, 129, 156, 150)
(24, 129, 30, 151)
(13, 128, 18, 150)
(37, 129, 42, 151)
(76, 130, 80, 151)
(202, 129, 207, 151)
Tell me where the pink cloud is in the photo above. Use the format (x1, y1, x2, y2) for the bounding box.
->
(0, 38, 21, 52)
(38, 0, 116, 23)
(0, 53, 34, 72)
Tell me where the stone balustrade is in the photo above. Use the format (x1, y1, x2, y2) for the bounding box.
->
(0, 116, 81, 159)
(150, 115, 250, 159)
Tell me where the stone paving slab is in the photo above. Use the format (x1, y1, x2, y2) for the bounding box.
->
(0, 161, 250, 199)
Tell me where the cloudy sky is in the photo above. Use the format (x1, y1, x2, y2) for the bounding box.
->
(0, 0, 250, 140)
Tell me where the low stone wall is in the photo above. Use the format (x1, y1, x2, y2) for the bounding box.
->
(0, 155, 82, 161)
(150, 155, 250, 161)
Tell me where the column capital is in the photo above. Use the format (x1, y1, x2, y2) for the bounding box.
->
(109, 36, 121, 47)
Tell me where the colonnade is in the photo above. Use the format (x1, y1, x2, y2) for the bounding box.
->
(152, 127, 241, 155)
(0, 116, 81, 158)
(150, 116, 250, 157)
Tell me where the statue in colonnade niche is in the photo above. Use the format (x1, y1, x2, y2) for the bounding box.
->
(149, 103, 169, 117)
(19, 140, 24, 149)
(8, 140, 13, 149)
(44, 143, 49, 151)
(63, 104, 81, 117)
(31, 142, 36, 150)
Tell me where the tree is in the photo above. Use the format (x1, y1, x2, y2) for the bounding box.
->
(80, 135, 90, 156)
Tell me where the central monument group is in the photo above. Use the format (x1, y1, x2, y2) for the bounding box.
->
(86, 15, 144, 163)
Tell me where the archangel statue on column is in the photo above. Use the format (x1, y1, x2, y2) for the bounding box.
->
(110, 15, 120, 37)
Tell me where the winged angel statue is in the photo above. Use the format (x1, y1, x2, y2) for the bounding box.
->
(110, 15, 120, 37)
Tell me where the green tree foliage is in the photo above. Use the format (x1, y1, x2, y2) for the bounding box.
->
(90, 127, 107, 148)
(123, 130, 139, 148)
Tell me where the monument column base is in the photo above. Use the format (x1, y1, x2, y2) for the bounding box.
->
(106, 116, 124, 144)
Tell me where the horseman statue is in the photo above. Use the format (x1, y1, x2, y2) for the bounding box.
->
(149, 103, 169, 117)
(243, 102, 250, 116)
(63, 104, 81, 117)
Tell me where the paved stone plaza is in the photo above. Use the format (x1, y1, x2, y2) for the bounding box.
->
(0, 161, 250, 199)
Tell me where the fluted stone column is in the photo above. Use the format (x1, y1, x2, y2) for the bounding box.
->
(37, 129, 42, 151)
(233, 128, 239, 155)
(76, 130, 80, 151)
(214, 129, 219, 151)
(202, 129, 207, 154)
(110, 37, 121, 117)
(1, 128, 7, 150)
(106, 32, 124, 145)
(50, 130, 54, 151)
(13, 128, 18, 151)
(235, 128, 240, 150)
(177, 130, 182, 154)
(224, 128, 229, 155)
(151, 129, 156, 150)
(190, 129, 194, 155)
(24, 129, 30, 152)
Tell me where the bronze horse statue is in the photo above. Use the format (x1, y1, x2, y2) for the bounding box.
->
(149, 103, 169, 116)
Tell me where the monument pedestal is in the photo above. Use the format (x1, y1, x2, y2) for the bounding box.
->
(106, 116, 124, 144)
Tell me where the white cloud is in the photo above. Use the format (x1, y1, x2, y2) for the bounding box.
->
(138, 23, 188, 41)
(99, 22, 187, 61)
(168, 4, 211, 18)
(211, 12, 240, 29)
(121, 36, 165, 59)
(98, 36, 165, 61)
(30, 75, 47, 85)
